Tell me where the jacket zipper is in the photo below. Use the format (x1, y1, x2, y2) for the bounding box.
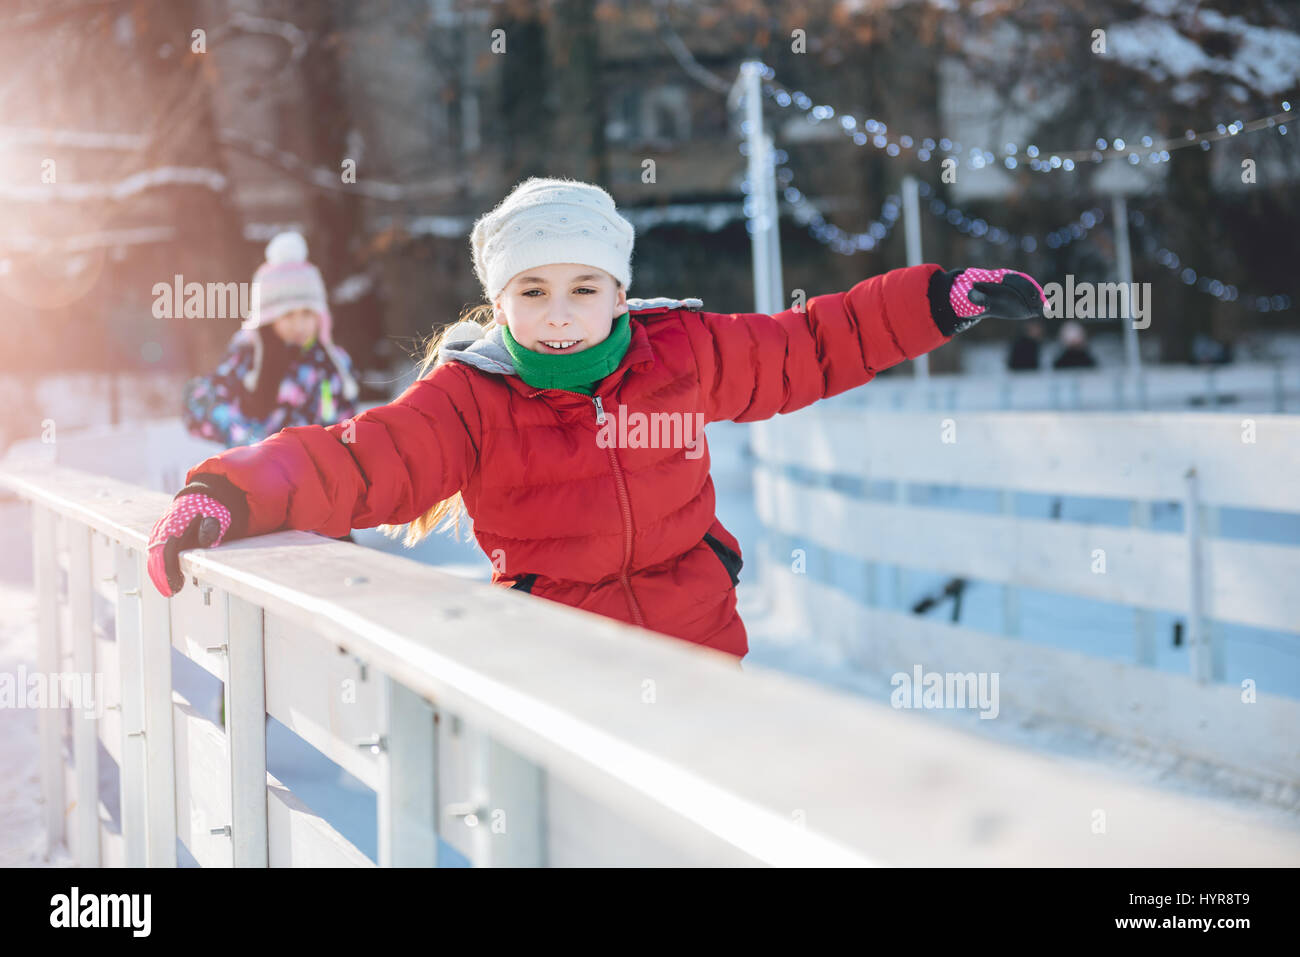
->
(527, 387, 647, 628)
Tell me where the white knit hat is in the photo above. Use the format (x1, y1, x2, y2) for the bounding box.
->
(469, 177, 635, 301)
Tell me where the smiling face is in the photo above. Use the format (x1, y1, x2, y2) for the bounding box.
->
(272, 308, 321, 347)
(493, 263, 627, 354)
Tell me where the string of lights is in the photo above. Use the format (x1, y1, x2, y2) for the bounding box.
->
(1127, 210, 1294, 311)
(912, 182, 1105, 252)
(748, 61, 1294, 174)
(745, 132, 1104, 256)
(739, 139, 901, 253)
(742, 140, 1294, 310)
(780, 183, 902, 255)
(913, 194, 1292, 310)
(735, 63, 1295, 309)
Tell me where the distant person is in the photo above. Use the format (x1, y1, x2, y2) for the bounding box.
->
(1007, 318, 1044, 371)
(182, 231, 360, 448)
(1052, 320, 1098, 369)
(1190, 332, 1234, 365)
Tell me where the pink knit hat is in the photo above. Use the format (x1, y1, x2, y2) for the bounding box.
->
(242, 231, 338, 347)
(237, 231, 358, 401)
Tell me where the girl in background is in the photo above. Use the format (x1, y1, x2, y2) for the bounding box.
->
(182, 231, 360, 448)
(149, 177, 1045, 663)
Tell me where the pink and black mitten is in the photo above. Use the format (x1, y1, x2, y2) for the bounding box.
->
(147, 494, 232, 597)
(929, 267, 1049, 336)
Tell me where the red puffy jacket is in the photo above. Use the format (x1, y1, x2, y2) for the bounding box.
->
(177, 263, 952, 659)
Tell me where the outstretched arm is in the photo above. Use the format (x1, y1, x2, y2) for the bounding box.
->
(173, 361, 483, 540)
(684, 263, 1045, 423)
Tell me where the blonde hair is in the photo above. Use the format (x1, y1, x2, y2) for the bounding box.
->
(376, 302, 494, 548)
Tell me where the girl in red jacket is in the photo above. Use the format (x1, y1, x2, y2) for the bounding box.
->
(147, 176, 1046, 661)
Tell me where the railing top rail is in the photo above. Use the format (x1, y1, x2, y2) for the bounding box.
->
(5, 463, 1299, 865)
(753, 410, 1300, 513)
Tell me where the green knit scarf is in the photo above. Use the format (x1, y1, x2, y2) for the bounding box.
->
(500, 310, 632, 395)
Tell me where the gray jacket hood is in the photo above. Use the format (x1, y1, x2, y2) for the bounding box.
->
(435, 318, 516, 376)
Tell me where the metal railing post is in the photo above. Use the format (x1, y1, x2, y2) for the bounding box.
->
(740, 61, 784, 315)
(903, 174, 929, 382)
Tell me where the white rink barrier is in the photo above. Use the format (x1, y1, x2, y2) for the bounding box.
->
(2, 462, 1299, 866)
(750, 409, 1300, 786)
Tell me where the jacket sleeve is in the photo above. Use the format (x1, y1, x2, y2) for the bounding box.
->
(175, 362, 482, 539)
(684, 263, 952, 423)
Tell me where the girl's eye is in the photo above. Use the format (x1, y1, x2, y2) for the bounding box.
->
(576, 287, 596, 294)
(522, 287, 596, 296)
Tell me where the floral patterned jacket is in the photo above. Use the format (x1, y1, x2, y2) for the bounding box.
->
(182, 329, 360, 448)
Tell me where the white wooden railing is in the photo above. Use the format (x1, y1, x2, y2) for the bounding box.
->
(831, 361, 1299, 412)
(4, 461, 1300, 865)
(750, 409, 1300, 786)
